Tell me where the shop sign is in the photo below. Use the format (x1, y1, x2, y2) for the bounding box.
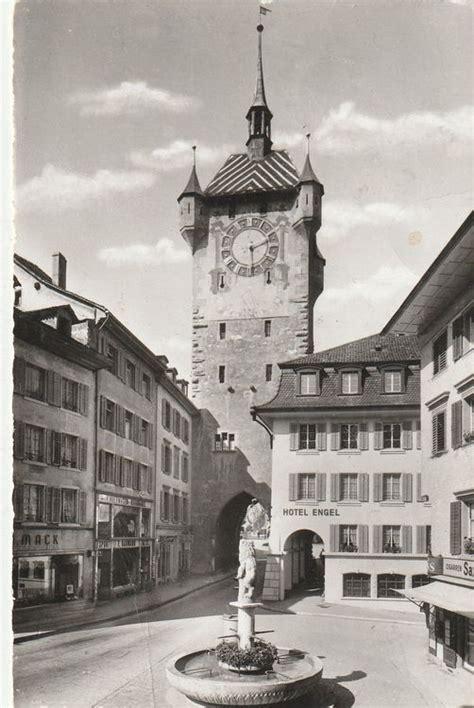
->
(98, 493, 150, 507)
(17, 533, 60, 548)
(96, 538, 152, 549)
(282, 507, 341, 517)
(442, 557, 474, 582)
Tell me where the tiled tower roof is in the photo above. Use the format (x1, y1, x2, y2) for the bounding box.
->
(205, 150, 299, 196)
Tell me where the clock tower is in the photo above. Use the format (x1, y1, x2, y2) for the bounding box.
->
(178, 22, 325, 572)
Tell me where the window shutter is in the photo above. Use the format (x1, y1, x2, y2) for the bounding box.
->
(373, 525, 383, 553)
(402, 526, 412, 554)
(331, 424, 340, 451)
(99, 450, 106, 482)
(161, 399, 166, 427)
(134, 416, 141, 444)
(160, 491, 164, 520)
(416, 473, 423, 502)
(51, 431, 61, 466)
(415, 420, 421, 450)
(79, 439, 88, 471)
(329, 525, 338, 553)
(330, 473, 340, 502)
(13, 421, 25, 459)
(316, 473, 326, 501)
(315, 423, 327, 451)
(14, 485, 24, 522)
(49, 487, 61, 524)
(359, 525, 369, 553)
(148, 423, 154, 450)
(45, 429, 53, 465)
(161, 444, 166, 473)
(79, 491, 87, 524)
(47, 371, 62, 406)
(13, 357, 26, 395)
(450, 501, 462, 555)
(358, 473, 369, 502)
(118, 350, 126, 382)
(374, 422, 383, 450)
(402, 421, 413, 450)
(466, 308, 473, 345)
(288, 474, 298, 501)
(99, 396, 106, 429)
(451, 401, 463, 449)
(116, 406, 125, 437)
(416, 525, 427, 554)
(78, 384, 89, 416)
(113, 456, 121, 485)
(373, 473, 382, 502)
(359, 423, 369, 450)
(402, 473, 413, 502)
(289, 424, 298, 451)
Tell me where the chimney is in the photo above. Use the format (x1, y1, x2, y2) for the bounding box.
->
(52, 253, 67, 289)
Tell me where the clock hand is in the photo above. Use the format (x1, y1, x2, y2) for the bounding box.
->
(249, 239, 269, 252)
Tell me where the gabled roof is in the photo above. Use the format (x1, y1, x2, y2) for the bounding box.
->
(15, 254, 52, 283)
(282, 333, 420, 368)
(205, 150, 299, 197)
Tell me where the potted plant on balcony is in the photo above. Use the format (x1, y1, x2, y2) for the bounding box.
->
(463, 537, 474, 554)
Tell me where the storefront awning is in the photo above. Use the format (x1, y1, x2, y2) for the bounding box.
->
(397, 581, 474, 618)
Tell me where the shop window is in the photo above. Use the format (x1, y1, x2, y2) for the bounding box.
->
(299, 424, 316, 450)
(125, 360, 136, 389)
(340, 525, 358, 552)
(25, 364, 46, 401)
(162, 441, 172, 475)
(33, 561, 45, 580)
(106, 343, 119, 376)
(412, 574, 431, 588)
(383, 526, 401, 553)
(377, 573, 405, 598)
(343, 573, 370, 597)
(433, 331, 447, 375)
(383, 423, 401, 449)
(382, 473, 401, 501)
(113, 504, 138, 537)
(98, 503, 111, 539)
(340, 474, 358, 501)
(113, 547, 139, 587)
(142, 373, 151, 399)
(23, 484, 44, 522)
(384, 370, 403, 393)
(340, 424, 358, 450)
(341, 371, 361, 395)
(19, 560, 29, 579)
(219, 322, 226, 340)
(24, 425, 46, 462)
(299, 372, 319, 396)
(61, 489, 78, 523)
(432, 410, 446, 455)
(62, 378, 79, 411)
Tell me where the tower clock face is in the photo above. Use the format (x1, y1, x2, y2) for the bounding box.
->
(221, 217, 279, 277)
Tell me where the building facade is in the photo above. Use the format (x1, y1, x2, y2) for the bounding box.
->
(384, 212, 474, 671)
(179, 24, 325, 571)
(254, 333, 431, 609)
(13, 309, 108, 605)
(155, 364, 197, 584)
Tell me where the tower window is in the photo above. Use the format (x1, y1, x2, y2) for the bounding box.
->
(219, 273, 226, 289)
(219, 323, 226, 340)
(218, 366, 226, 384)
(266, 364, 273, 382)
(265, 270, 272, 285)
(264, 320, 272, 337)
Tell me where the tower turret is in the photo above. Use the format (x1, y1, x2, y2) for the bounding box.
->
(292, 142, 324, 235)
(178, 148, 208, 253)
(246, 24, 273, 161)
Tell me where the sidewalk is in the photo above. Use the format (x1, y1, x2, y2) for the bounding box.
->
(13, 571, 233, 641)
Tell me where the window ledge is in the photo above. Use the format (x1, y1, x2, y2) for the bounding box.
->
(379, 501, 405, 507)
(24, 396, 49, 406)
(431, 449, 448, 458)
(19, 522, 47, 527)
(296, 450, 320, 455)
(295, 500, 319, 505)
(337, 501, 361, 506)
(379, 450, 406, 455)
(24, 460, 47, 467)
(337, 450, 361, 455)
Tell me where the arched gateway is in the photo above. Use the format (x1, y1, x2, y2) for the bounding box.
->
(214, 492, 254, 571)
(283, 529, 325, 597)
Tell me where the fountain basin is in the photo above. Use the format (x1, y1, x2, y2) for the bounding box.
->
(166, 647, 323, 706)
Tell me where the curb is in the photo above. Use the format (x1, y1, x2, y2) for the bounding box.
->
(14, 573, 234, 644)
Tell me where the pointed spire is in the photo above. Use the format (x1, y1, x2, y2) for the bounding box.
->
(246, 24, 273, 160)
(250, 24, 269, 110)
(299, 133, 322, 184)
(179, 145, 204, 198)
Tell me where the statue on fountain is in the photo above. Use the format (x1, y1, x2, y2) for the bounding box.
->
(236, 539, 257, 603)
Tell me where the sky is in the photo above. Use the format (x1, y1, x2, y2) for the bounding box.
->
(12, 0, 473, 380)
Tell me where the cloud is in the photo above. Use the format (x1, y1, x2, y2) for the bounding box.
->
(97, 238, 190, 266)
(16, 164, 156, 212)
(272, 131, 306, 149)
(68, 81, 198, 116)
(323, 265, 417, 306)
(129, 140, 235, 172)
(321, 200, 428, 241)
(315, 102, 473, 155)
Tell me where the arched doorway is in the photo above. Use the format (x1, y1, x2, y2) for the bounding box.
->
(283, 530, 324, 596)
(215, 492, 253, 571)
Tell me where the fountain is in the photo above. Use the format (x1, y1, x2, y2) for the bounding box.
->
(166, 502, 323, 706)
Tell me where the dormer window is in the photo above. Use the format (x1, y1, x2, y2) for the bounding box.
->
(384, 369, 403, 393)
(298, 371, 320, 396)
(341, 371, 361, 395)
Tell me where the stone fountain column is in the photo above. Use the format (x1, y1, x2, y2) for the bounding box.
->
(229, 601, 263, 650)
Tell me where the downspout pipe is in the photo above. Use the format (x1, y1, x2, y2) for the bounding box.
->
(251, 409, 273, 449)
